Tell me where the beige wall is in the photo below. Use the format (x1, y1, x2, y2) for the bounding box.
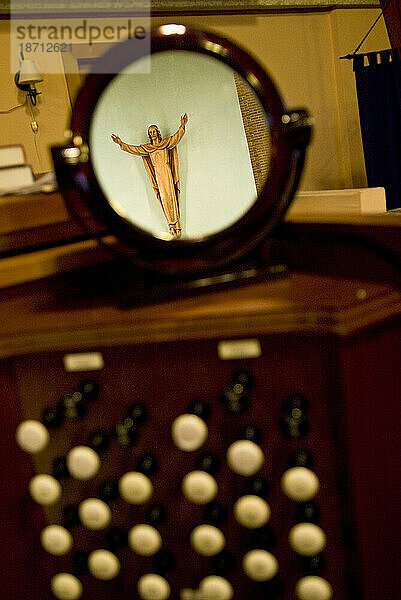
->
(0, 20, 71, 174)
(0, 10, 390, 188)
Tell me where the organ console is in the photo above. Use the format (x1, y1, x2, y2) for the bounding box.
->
(1, 24, 400, 600)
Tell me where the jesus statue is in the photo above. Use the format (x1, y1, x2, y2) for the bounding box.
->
(111, 113, 188, 238)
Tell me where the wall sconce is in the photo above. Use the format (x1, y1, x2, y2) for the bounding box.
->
(14, 59, 43, 133)
(14, 59, 43, 106)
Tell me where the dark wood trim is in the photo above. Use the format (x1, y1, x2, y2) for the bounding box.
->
(0, 272, 399, 360)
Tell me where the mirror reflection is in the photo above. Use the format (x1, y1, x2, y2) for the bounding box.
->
(90, 50, 271, 241)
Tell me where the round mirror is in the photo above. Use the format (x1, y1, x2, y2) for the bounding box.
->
(90, 50, 270, 242)
(56, 26, 312, 275)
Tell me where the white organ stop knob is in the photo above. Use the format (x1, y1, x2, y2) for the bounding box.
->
(233, 495, 271, 529)
(29, 474, 62, 505)
(88, 549, 121, 580)
(128, 524, 162, 556)
(51, 573, 82, 600)
(281, 467, 320, 501)
(119, 471, 153, 504)
(137, 574, 171, 600)
(242, 549, 279, 581)
(199, 576, 234, 600)
(182, 470, 218, 504)
(41, 525, 73, 556)
(16, 420, 50, 454)
(66, 445, 100, 480)
(78, 498, 111, 530)
(171, 414, 208, 451)
(289, 523, 327, 556)
(295, 576, 333, 600)
(190, 524, 226, 556)
(226, 440, 265, 476)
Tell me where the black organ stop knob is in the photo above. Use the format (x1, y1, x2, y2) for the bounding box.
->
(98, 479, 119, 502)
(42, 406, 63, 429)
(153, 549, 176, 574)
(73, 550, 89, 575)
(114, 404, 147, 447)
(221, 370, 253, 414)
(188, 399, 211, 421)
(106, 527, 129, 552)
(63, 505, 80, 529)
(197, 453, 220, 474)
(137, 454, 158, 475)
(88, 430, 110, 453)
(79, 379, 99, 401)
(15, 380, 100, 455)
(211, 551, 236, 576)
(296, 502, 321, 523)
(238, 424, 261, 444)
(301, 553, 326, 574)
(126, 403, 148, 425)
(61, 379, 100, 419)
(283, 392, 308, 413)
(52, 455, 69, 480)
(280, 393, 309, 439)
(250, 526, 277, 550)
(114, 418, 138, 447)
(146, 504, 167, 525)
(244, 476, 270, 497)
(290, 449, 314, 469)
(62, 391, 86, 419)
(233, 369, 253, 389)
(204, 502, 228, 526)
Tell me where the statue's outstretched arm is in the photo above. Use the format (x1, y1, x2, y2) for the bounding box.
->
(111, 134, 148, 156)
(165, 114, 188, 150)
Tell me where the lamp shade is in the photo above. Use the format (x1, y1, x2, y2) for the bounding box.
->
(18, 59, 43, 84)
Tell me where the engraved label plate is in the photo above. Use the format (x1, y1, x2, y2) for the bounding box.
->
(63, 352, 104, 372)
(217, 339, 261, 360)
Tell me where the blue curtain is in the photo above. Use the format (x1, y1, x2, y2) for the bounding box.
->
(354, 49, 401, 210)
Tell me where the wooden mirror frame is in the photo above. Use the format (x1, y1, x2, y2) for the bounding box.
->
(53, 25, 312, 275)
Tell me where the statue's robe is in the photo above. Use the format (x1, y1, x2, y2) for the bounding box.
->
(119, 125, 185, 233)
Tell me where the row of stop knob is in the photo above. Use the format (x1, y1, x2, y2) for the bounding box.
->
(39, 499, 326, 558)
(28, 454, 321, 511)
(50, 568, 332, 600)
